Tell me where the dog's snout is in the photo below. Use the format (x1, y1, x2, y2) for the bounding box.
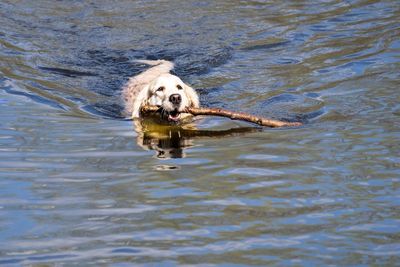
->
(169, 94, 182, 105)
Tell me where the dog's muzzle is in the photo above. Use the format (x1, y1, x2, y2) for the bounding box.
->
(166, 94, 182, 122)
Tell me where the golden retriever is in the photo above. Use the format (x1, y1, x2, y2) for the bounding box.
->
(122, 59, 199, 122)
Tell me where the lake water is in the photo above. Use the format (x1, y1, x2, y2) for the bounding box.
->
(1, 0, 399, 265)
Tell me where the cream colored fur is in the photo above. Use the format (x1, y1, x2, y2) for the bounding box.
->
(122, 59, 199, 118)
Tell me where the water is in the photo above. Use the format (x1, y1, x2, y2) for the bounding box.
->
(1, 0, 399, 265)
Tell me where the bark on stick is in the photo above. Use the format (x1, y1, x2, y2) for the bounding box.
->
(140, 105, 302, 128)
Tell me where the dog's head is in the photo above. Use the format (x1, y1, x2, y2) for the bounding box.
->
(132, 73, 199, 122)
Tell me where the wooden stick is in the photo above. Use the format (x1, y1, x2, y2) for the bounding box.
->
(141, 105, 302, 128)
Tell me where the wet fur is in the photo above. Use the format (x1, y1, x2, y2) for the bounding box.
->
(122, 59, 199, 119)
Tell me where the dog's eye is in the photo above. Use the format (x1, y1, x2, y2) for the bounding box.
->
(156, 86, 165, 92)
(177, 85, 183, 90)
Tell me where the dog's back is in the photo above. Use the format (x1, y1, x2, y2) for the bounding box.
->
(122, 60, 174, 116)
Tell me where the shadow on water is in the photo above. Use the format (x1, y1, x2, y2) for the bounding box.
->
(38, 66, 98, 78)
(134, 117, 261, 159)
(78, 46, 233, 94)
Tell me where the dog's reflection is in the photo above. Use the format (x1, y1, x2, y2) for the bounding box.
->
(134, 118, 260, 159)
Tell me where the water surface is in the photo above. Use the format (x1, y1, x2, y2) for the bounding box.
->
(1, 0, 400, 265)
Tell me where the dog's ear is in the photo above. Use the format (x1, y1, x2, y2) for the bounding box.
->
(131, 84, 151, 118)
(184, 84, 200, 108)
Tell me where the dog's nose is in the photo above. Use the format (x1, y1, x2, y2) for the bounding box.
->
(169, 94, 182, 105)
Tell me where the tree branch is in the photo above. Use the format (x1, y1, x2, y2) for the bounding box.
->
(140, 105, 302, 128)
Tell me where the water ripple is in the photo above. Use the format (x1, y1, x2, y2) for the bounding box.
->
(1, 0, 399, 265)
